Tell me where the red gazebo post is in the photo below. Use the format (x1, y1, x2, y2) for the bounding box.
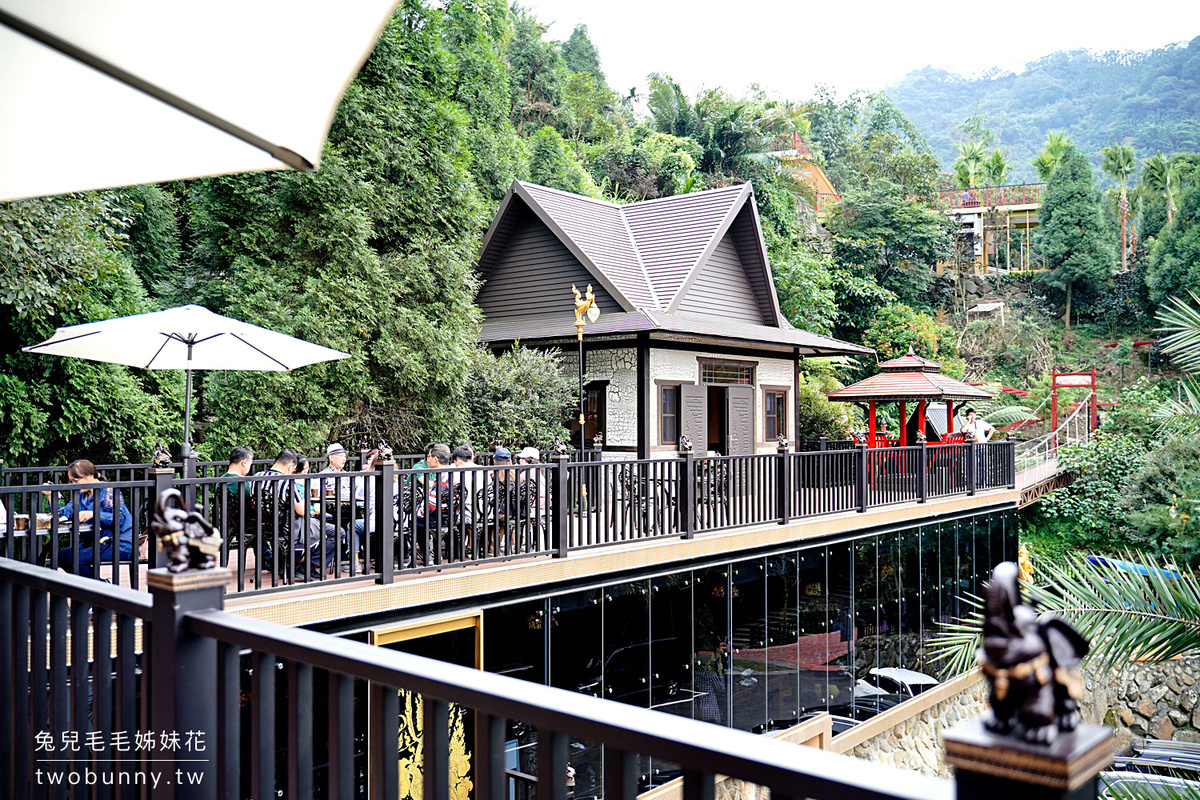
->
(898, 400, 907, 446)
(868, 400, 877, 444)
(946, 400, 954, 434)
(917, 400, 926, 440)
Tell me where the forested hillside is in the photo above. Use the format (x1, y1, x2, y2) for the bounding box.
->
(890, 37, 1200, 182)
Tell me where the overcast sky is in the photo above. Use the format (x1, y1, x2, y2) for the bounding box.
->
(522, 0, 1200, 102)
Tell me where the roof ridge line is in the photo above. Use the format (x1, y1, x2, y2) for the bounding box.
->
(618, 205, 660, 310)
(624, 182, 747, 208)
(517, 180, 620, 208)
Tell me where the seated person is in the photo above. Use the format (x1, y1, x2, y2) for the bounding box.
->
(320, 442, 371, 560)
(447, 444, 477, 558)
(51, 459, 133, 580)
(288, 454, 343, 579)
(217, 445, 254, 545)
(476, 447, 518, 556)
(517, 446, 548, 550)
(408, 443, 452, 565)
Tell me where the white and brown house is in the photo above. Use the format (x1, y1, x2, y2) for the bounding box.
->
(473, 180, 872, 458)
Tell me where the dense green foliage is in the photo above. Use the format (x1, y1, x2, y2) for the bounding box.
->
(890, 37, 1200, 183)
(1034, 148, 1116, 329)
(860, 304, 961, 375)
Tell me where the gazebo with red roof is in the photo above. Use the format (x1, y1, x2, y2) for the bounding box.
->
(826, 347, 993, 447)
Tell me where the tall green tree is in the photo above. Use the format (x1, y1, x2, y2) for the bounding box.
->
(528, 126, 600, 196)
(1141, 151, 1178, 225)
(0, 192, 182, 464)
(1101, 142, 1136, 271)
(1031, 131, 1072, 181)
(826, 181, 953, 306)
(560, 24, 604, 84)
(982, 149, 1009, 186)
(1034, 147, 1115, 330)
(1146, 186, 1200, 306)
(954, 141, 987, 188)
(191, 2, 487, 456)
(506, 6, 571, 134)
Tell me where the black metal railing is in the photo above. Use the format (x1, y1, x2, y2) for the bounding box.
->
(0, 442, 1016, 594)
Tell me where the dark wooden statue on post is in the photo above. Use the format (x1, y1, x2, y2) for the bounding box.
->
(944, 562, 1112, 800)
(151, 487, 224, 572)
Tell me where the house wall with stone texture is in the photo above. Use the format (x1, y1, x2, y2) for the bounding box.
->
(561, 348, 638, 454)
(1079, 656, 1200, 750)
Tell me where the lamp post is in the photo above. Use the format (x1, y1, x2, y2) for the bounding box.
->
(571, 284, 599, 454)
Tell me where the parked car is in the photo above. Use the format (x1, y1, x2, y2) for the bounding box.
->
(1100, 771, 1200, 799)
(856, 667, 940, 699)
(1108, 738, 1200, 781)
(829, 694, 908, 721)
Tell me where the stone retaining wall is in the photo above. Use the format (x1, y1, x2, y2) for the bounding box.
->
(845, 680, 988, 777)
(1080, 656, 1200, 750)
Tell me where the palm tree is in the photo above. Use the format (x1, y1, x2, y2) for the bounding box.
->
(1031, 131, 1071, 181)
(982, 150, 1009, 187)
(1102, 143, 1137, 271)
(955, 141, 988, 188)
(1141, 152, 1178, 225)
(930, 551, 1200, 677)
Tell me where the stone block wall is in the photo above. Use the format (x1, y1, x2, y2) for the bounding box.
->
(843, 679, 989, 778)
(1080, 657, 1200, 750)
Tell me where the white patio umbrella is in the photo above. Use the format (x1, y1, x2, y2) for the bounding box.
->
(22, 304, 350, 456)
(0, 0, 400, 202)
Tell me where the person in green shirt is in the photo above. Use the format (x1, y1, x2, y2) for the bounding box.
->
(218, 445, 254, 542)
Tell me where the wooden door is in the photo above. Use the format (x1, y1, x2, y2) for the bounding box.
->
(725, 386, 754, 456)
(680, 384, 707, 451)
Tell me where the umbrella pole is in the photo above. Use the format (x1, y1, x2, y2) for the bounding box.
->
(183, 362, 192, 457)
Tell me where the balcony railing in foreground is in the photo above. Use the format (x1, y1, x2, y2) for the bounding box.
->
(1, 554, 1108, 800)
(0, 441, 1016, 594)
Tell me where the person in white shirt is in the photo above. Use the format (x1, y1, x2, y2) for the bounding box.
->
(962, 408, 995, 443)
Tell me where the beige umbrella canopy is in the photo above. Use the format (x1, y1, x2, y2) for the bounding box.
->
(23, 304, 350, 455)
(0, 0, 400, 201)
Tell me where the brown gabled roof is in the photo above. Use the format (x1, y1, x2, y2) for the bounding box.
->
(476, 181, 780, 321)
(621, 183, 748, 308)
(473, 180, 872, 357)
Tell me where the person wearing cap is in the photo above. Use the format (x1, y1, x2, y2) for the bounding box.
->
(318, 443, 370, 568)
(516, 447, 547, 550)
(479, 447, 517, 556)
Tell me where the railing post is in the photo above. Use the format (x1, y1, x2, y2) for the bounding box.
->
(150, 468, 176, 568)
(966, 440, 977, 496)
(855, 440, 868, 513)
(818, 437, 826, 489)
(1007, 439, 1017, 490)
(550, 454, 570, 558)
(917, 440, 928, 503)
(376, 456, 395, 584)
(776, 442, 790, 524)
(148, 566, 230, 800)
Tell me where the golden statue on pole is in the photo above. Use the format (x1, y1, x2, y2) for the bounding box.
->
(570, 284, 599, 456)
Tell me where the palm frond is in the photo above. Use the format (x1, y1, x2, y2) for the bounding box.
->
(1157, 291, 1200, 373)
(929, 551, 1200, 676)
(1154, 378, 1200, 438)
(927, 592, 984, 676)
(1025, 551, 1200, 673)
